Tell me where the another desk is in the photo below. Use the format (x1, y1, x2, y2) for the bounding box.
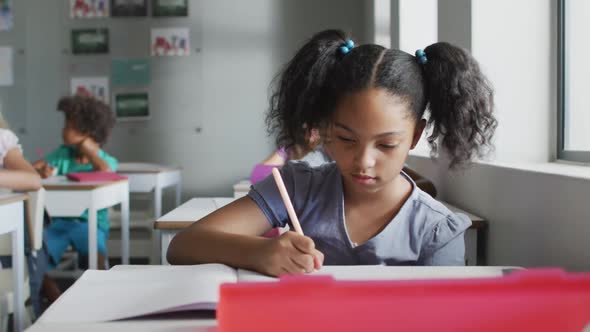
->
(155, 196, 488, 266)
(117, 163, 182, 219)
(42, 177, 130, 270)
(154, 197, 234, 264)
(0, 193, 27, 332)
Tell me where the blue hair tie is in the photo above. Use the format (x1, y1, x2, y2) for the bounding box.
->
(415, 49, 428, 65)
(339, 39, 355, 55)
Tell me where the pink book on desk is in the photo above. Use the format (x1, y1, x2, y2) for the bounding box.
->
(218, 268, 590, 332)
(66, 171, 127, 182)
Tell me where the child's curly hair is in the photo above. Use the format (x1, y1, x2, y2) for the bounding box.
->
(57, 95, 115, 146)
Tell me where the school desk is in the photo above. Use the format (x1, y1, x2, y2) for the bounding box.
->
(154, 197, 234, 264)
(116, 163, 182, 263)
(116, 163, 182, 219)
(42, 177, 130, 270)
(236, 180, 488, 266)
(0, 193, 27, 332)
(26, 265, 519, 332)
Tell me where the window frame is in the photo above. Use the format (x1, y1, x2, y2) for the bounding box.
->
(557, 0, 590, 162)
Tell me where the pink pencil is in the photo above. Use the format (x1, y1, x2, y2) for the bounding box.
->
(271, 167, 304, 235)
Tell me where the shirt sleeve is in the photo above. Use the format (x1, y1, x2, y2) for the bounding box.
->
(98, 150, 118, 172)
(420, 233, 466, 266)
(247, 162, 297, 228)
(0, 129, 21, 166)
(247, 161, 321, 228)
(44, 146, 70, 175)
(420, 213, 471, 266)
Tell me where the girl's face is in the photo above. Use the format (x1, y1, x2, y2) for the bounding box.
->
(62, 120, 87, 146)
(325, 88, 425, 196)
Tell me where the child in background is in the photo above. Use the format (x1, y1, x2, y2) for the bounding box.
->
(0, 113, 41, 191)
(250, 128, 327, 237)
(34, 95, 117, 278)
(250, 127, 326, 184)
(167, 29, 496, 275)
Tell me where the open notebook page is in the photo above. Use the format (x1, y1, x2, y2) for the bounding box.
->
(39, 264, 518, 323)
(39, 264, 237, 323)
(236, 265, 517, 282)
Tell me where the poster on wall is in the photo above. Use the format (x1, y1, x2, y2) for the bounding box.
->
(152, 0, 187, 17)
(111, 58, 150, 86)
(71, 77, 110, 104)
(150, 28, 189, 56)
(114, 92, 149, 120)
(0, 0, 13, 31)
(71, 28, 109, 54)
(0, 47, 13, 86)
(111, 0, 147, 17)
(70, 0, 110, 18)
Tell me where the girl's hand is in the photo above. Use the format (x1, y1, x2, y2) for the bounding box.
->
(35, 161, 56, 179)
(256, 231, 324, 277)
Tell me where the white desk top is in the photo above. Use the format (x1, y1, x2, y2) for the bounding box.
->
(42, 176, 128, 190)
(29, 264, 520, 331)
(154, 197, 235, 230)
(26, 316, 216, 332)
(117, 162, 181, 174)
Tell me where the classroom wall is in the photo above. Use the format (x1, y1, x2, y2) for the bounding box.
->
(7, 0, 367, 198)
(390, 0, 438, 155)
(408, 0, 590, 271)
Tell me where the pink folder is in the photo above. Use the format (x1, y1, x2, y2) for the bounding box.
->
(218, 268, 590, 332)
(66, 171, 127, 182)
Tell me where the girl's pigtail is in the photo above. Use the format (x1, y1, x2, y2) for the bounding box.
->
(420, 42, 497, 169)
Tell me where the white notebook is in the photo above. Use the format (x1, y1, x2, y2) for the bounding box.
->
(39, 264, 518, 323)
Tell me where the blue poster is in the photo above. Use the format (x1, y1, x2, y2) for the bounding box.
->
(111, 58, 150, 86)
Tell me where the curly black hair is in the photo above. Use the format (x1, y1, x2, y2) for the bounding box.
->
(266, 29, 497, 169)
(57, 95, 115, 146)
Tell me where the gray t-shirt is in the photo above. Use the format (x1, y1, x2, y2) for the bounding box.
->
(248, 161, 471, 266)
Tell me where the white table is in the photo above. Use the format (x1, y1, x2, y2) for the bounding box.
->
(154, 192, 488, 266)
(25, 318, 216, 332)
(117, 163, 182, 219)
(26, 265, 518, 331)
(0, 193, 27, 332)
(42, 177, 130, 270)
(154, 197, 235, 264)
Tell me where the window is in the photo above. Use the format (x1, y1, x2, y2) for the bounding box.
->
(558, 0, 590, 162)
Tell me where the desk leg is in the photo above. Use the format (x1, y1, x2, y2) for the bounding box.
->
(175, 181, 181, 207)
(152, 229, 161, 264)
(121, 186, 130, 265)
(12, 205, 24, 332)
(89, 205, 98, 270)
(154, 177, 163, 219)
(465, 228, 478, 266)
